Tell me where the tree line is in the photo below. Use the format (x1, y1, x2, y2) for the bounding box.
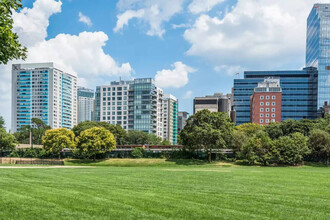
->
(179, 110, 330, 165)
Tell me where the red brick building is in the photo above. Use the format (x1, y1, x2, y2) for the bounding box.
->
(251, 79, 282, 125)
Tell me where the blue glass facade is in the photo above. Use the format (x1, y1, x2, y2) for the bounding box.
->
(306, 4, 330, 111)
(233, 67, 318, 125)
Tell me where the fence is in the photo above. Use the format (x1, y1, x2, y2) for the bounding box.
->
(0, 157, 64, 165)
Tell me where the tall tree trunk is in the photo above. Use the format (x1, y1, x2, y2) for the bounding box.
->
(208, 150, 211, 163)
(93, 154, 96, 161)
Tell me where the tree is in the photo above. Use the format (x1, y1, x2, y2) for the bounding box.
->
(72, 121, 127, 145)
(42, 128, 75, 159)
(76, 127, 116, 160)
(160, 139, 172, 145)
(309, 129, 330, 165)
(14, 118, 51, 145)
(231, 130, 248, 159)
(243, 131, 273, 165)
(0, 128, 17, 156)
(125, 130, 148, 145)
(281, 120, 307, 136)
(0, 0, 27, 64)
(0, 115, 5, 129)
(272, 132, 309, 165)
(179, 110, 234, 162)
(264, 122, 283, 139)
(235, 123, 263, 136)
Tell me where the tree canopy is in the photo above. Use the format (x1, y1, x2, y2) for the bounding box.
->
(42, 128, 75, 159)
(179, 109, 234, 162)
(76, 127, 116, 160)
(0, 0, 27, 64)
(0, 127, 17, 156)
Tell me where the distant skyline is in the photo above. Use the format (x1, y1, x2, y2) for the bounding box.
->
(0, 0, 328, 130)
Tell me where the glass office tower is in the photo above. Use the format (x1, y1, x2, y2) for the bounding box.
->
(78, 87, 94, 123)
(306, 4, 330, 111)
(233, 67, 318, 125)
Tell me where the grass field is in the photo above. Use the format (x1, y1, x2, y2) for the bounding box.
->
(0, 159, 329, 219)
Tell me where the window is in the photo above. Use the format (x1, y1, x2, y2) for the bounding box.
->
(272, 108, 275, 112)
(266, 96, 270, 100)
(260, 96, 264, 100)
(271, 119, 275, 122)
(260, 113, 264, 117)
(266, 102, 270, 106)
(260, 102, 264, 106)
(260, 119, 264, 123)
(266, 108, 269, 112)
(272, 113, 275, 118)
(266, 114, 269, 117)
(272, 95, 276, 99)
(272, 102, 275, 106)
(265, 119, 269, 123)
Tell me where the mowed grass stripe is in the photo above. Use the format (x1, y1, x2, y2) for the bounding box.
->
(0, 162, 329, 219)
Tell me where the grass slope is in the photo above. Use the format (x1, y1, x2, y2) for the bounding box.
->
(0, 159, 329, 219)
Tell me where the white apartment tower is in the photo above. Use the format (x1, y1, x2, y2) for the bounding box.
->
(12, 63, 77, 132)
(163, 94, 178, 145)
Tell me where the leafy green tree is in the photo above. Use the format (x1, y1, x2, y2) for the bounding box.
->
(76, 127, 116, 160)
(180, 109, 234, 162)
(0, 0, 27, 64)
(235, 123, 263, 136)
(309, 129, 330, 165)
(160, 139, 172, 145)
(13, 118, 51, 145)
(264, 122, 283, 139)
(0, 128, 17, 156)
(0, 115, 5, 129)
(243, 131, 273, 165)
(146, 134, 162, 145)
(72, 121, 127, 145)
(125, 130, 148, 145)
(231, 130, 248, 159)
(272, 132, 309, 165)
(42, 128, 75, 159)
(281, 120, 307, 136)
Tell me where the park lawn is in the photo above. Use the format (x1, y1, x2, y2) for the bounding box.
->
(0, 160, 329, 219)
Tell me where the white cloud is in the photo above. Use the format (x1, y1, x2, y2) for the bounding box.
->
(0, 0, 133, 129)
(172, 23, 190, 29)
(115, 0, 185, 37)
(78, 12, 92, 27)
(12, 0, 62, 47)
(184, 0, 329, 71)
(183, 90, 193, 99)
(114, 9, 144, 32)
(155, 62, 196, 88)
(188, 0, 225, 14)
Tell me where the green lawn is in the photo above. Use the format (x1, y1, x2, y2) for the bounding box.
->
(0, 159, 329, 219)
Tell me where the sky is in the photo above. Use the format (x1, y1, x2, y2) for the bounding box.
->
(0, 0, 328, 130)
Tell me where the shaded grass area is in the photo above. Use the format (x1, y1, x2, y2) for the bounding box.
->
(0, 161, 329, 219)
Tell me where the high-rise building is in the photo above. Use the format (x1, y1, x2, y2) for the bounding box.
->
(94, 80, 132, 130)
(178, 111, 189, 133)
(12, 63, 77, 131)
(306, 4, 330, 112)
(94, 78, 165, 138)
(193, 93, 231, 115)
(250, 79, 282, 125)
(233, 67, 318, 125)
(78, 87, 94, 123)
(163, 94, 178, 145)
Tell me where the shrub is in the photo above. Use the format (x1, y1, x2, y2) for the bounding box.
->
(131, 147, 145, 158)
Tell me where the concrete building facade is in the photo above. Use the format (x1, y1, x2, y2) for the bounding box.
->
(193, 93, 231, 115)
(163, 94, 178, 145)
(12, 63, 77, 131)
(78, 87, 94, 123)
(178, 111, 189, 133)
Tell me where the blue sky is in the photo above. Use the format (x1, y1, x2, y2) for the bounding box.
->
(0, 0, 327, 129)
